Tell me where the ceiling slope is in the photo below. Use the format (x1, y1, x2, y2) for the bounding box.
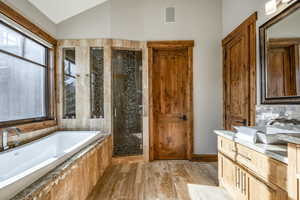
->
(28, 0, 108, 24)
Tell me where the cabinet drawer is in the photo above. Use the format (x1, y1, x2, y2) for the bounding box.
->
(236, 143, 287, 191)
(218, 136, 236, 160)
(236, 144, 256, 171)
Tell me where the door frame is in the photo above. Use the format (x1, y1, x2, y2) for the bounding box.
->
(222, 12, 257, 129)
(147, 40, 194, 161)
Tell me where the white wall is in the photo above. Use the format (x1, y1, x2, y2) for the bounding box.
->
(56, 1, 111, 39)
(141, 0, 223, 155)
(110, 0, 144, 40)
(223, 0, 299, 37)
(2, 0, 57, 37)
(56, 0, 223, 155)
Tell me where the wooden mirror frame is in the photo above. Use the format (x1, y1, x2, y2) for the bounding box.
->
(260, 1, 300, 104)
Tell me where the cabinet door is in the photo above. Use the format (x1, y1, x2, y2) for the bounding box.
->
(219, 153, 247, 200)
(219, 153, 235, 190)
(248, 176, 275, 200)
(248, 176, 287, 200)
(234, 166, 248, 200)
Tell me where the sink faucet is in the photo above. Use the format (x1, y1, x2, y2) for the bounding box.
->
(267, 118, 300, 126)
(1, 127, 22, 151)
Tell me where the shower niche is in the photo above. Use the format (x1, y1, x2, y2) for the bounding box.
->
(112, 49, 143, 157)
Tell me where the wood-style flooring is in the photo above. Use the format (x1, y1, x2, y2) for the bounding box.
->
(87, 161, 232, 200)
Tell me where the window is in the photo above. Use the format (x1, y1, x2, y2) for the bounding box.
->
(63, 48, 76, 119)
(90, 47, 104, 118)
(0, 22, 49, 125)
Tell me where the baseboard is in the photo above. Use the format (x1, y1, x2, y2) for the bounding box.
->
(112, 155, 145, 165)
(192, 154, 218, 162)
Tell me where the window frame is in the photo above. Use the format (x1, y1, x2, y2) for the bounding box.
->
(0, 20, 53, 128)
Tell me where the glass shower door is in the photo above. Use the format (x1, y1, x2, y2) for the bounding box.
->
(112, 49, 143, 156)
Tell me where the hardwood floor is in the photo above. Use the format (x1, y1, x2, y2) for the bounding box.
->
(87, 161, 232, 200)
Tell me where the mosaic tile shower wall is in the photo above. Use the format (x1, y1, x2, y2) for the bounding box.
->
(256, 105, 300, 127)
(112, 49, 143, 156)
(90, 47, 104, 118)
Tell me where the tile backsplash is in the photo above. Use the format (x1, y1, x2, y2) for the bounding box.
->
(256, 105, 300, 127)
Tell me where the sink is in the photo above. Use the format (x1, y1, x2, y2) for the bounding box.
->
(234, 126, 300, 144)
(265, 126, 300, 134)
(256, 126, 300, 144)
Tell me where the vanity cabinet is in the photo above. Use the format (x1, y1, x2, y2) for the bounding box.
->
(218, 136, 288, 200)
(236, 143, 287, 191)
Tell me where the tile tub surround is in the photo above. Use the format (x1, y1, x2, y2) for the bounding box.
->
(214, 130, 288, 163)
(11, 135, 112, 200)
(256, 105, 300, 128)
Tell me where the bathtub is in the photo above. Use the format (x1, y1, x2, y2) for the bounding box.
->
(0, 131, 105, 200)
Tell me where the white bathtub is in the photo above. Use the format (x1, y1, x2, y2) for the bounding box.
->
(0, 131, 105, 200)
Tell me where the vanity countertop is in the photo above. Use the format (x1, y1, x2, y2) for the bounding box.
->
(215, 130, 288, 164)
(278, 134, 300, 145)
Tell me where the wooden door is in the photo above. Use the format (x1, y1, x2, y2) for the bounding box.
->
(148, 41, 194, 161)
(224, 31, 250, 129)
(223, 13, 257, 130)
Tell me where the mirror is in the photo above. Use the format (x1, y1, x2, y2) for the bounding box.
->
(260, 2, 300, 104)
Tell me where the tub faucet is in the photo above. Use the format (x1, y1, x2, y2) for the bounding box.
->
(1, 127, 22, 151)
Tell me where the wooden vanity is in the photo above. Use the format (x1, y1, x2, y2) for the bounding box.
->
(217, 133, 288, 200)
(279, 135, 300, 200)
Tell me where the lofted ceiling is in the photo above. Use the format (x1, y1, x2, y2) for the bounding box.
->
(28, 0, 108, 24)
